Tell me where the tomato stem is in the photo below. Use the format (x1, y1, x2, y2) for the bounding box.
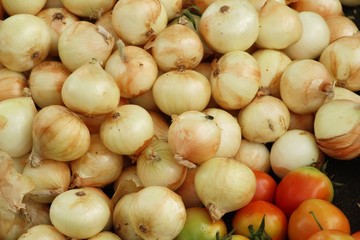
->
(248, 215, 271, 240)
(309, 211, 324, 231)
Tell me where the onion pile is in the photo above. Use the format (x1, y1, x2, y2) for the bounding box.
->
(0, 0, 359, 239)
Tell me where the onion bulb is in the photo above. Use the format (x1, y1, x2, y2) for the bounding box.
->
(237, 95, 291, 143)
(175, 167, 204, 208)
(29, 105, 91, 167)
(148, 110, 169, 142)
(50, 187, 112, 239)
(61, 59, 120, 116)
(314, 99, 360, 160)
(280, 59, 335, 114)
(0, 68, 27, 102)
(152, 69, 211, 116)
(319, 34, 360, 92)
(168, 110, 221, 168)
(88, 231, 122, 240)
(210, 50, 261, 110)
(194, 157, 256, 221)
(289, 0, 343, 18)
(112, 0, 168, 45)
(144, 23, 204, 72)
(22, 159, 71, 204)
(330, 86, 360, 103)
(0, 14, 51, 72)
(0, 97, 38, 158)
(105, 40, 158, 98)
(1, 0, 47, 15)
(95, 11, 120, 51)
(288, 111, 315, 132)
(270, 129, 325, 178)
(58, 21, 115, 72)
(325, 15, 359, 43)
(17, 224, 67, 240)
(233, 139, 271, 172)
(161, 0, 183, 20)
(136, 138, 187, 190)
(203, 108, 242, 158)
(36, 7, 79, 57)
(283, 11, 330, 60)
(28, 60, 70, 108)
(199, 0, 259, 54)
(44, 0, 63, 8)
(100, 104, 154, 156)
(70, 134, 124, 188)
(129, 90, 160, 112)
(128, 186, 186, 240)
(61, 0, 116, 19)
(256, 0, 303, 49)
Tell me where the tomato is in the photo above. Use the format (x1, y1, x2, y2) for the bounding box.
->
(232, 200, 287, 240)
(275, 166, 334, 217)
(231, 235, 250, 240)
(308, 230, 355, 240)
(251, 170, 277, 203)
(352, 231, 360, 240)
(174, 207, 227, 240)
(288, 199, 351, 240)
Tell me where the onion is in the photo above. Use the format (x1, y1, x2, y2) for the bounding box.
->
(325, 15, 359, 43)
(270, 129, 325, 178)
(22, 159, 71, 204)
(1, 0, 47, 15)
(194, 157, 256, 221)
(148, 110, 169, 141)
(233, 138, 271, 172)
(256, 0, 303, 49)
(0, 97, 37, 158)
(12, 153, 29, 174)
(330, 86, 360, 103)
(112, 166, 144, 206)
(283, 11, 330, 60)
(210, 50, 261, 110)
(128, 186, 186, 240)
(152, 69, 211, 116)
(36, 7, 79, 57)
(0, 68, 27, 101)
(105, 40, 158, 98)
(28, 60, 70, 108)
(280, 59, 335, 114)
(0, 14, 51, 72)
(144, 23, 204, 72)
(237, 95, 291, 143)
(168, 110, 221, 168)
(61, 0, 116, 19)
(161, 0, 183, 20)
(319, 34, 360, 92)
(175, 167, 203, 208)
(203, 108, 242, 158)
(80, 114, 108, 135)
(136, 138, 187, 190)
(248, 0, 286, 11)
(113, 193, 142, 240)
(129, 90, 160, 112)
(340, 0, 360, 6)
(58, 21, 115, 72)
(251, 48, 292, 98)
(28, 105, 91, 167)
(288, 111, 315, 132)
(88, 231, 122, 240)
(95, 11, 120, 51)
(100, 104, 154, 156)
(44, 0, 63, 8)
(70, 134, 124, 188)
(61, 59, 120, 116)
(112, 0, 168, 46)
(314, 99, 360, 160)
(289, 0, 343, 18)
(17, 224, 67, 240)
(50, 187, 112, 239)
(199, 0, 259, 54)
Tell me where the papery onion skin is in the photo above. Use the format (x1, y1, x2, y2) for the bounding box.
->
(325, 15, 359, 43)
(50, 187, 111, 239)
(58, 21, 115, 72)
(88, 231, 122, 240)
(152, 69, 211, 116)
(0, 68, 27, 101)
(44, 0, 63, 8)
(289, 0, 343, 18)
(29, 105, 91, 167)
(0, 97, 38, 158)
(0, 14, 51, 72)
(314, 99, 360, 160)
(17, 224, 67, 240)
(112, 0, 168, 46)
(199, 0, 259, 54)
(194, 157, 257, 222)
(28, 60, 70, 108)
(61, 0, 117, 19)
(1, 0, 47, 15)
(161, 0, 183, 20)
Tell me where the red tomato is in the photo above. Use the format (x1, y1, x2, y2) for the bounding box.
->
(308, 230, 355, 240)
(288, 199, 351, 240)
(251, 170, 277, 203)
(352, 231, 360, 240)
(232, 200, 287, 240)
(275, 166, 334, 217)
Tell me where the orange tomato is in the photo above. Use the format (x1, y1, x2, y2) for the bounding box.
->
(308, 229, 355, 240)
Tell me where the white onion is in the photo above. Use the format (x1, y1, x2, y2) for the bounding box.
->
(0, 14, 51, 72)
(1, 0, 47, 15)
(270, 129, 325, 178)
(289, 0, 343, 18)
(0, 68, 27, 101)
(325, 15, 359, 43)
(61, 0, 116, 19)
(17, 224, 67, 240)
(160, 0, 183, 20)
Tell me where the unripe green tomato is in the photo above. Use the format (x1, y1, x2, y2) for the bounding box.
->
(175, 207, 227, 240)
